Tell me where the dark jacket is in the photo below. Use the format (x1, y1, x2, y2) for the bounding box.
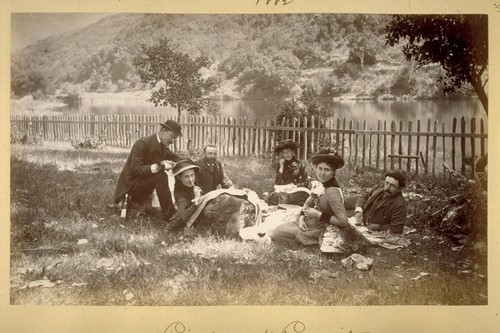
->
(275, 157, 308, 187)
(196, 157, 233, 194)
(113, 133, 179, 203)
(356, 181, 407, 234)
(173, 182, 199, 222)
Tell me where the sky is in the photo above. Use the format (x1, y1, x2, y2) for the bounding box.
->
(11, 13, 113, 52)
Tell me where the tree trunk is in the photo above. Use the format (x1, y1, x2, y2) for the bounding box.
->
(470, 75, 488, 115)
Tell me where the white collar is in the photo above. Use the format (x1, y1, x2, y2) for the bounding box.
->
(156, 133, 161, 144)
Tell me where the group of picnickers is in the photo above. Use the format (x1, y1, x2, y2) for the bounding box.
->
(113, 120, 407, 248)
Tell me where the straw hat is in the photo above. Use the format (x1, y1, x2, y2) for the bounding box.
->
(173, 158, 199, 176)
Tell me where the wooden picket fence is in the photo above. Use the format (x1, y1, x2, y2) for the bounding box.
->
(11, 113, 487, 177)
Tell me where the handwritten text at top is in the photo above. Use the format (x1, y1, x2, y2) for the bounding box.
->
(256, 0, 295, 6)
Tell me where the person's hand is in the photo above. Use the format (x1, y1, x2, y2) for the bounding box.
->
(151, 163, 160, 173)
(160, 160, 174, 170)
(278, 159, 285, 172)
(366, 223, 379, 231)
(302, 206, 321, 220)
(354, 211, 363, 226)
(298, 215, 308, 232)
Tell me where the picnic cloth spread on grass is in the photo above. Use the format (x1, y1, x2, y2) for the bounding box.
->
(240, 205, 371, 254)
(186, 188, 262, 228)
(239, 205, 302, 241)
(346, 217, 411, 249)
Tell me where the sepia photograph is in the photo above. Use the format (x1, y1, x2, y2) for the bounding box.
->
(2, 0, 498, 332)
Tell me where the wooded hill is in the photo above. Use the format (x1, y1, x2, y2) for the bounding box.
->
(11, 13, 468, 101)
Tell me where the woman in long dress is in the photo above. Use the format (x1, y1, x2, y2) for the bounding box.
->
(269, 148, 350, 248)
(165, 158, 203, 231)
(265, 139, 309, 206)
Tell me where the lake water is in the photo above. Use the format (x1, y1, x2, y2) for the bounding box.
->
(60, 97, 487, 132)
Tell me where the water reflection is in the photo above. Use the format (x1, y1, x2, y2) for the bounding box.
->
(56, 98, 486, 132)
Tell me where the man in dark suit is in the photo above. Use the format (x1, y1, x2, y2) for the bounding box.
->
(354, 171, 407, 234)
(113, 120, 182, 221)
(196, 144, 234, 194)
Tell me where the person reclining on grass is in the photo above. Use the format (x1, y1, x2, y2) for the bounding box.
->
(353, 171, 407, 234)
(165, 158, 204, 231)
(264, 139, 310, 206)
(113, 120, 182, 222)
(166, 159, 261, 236)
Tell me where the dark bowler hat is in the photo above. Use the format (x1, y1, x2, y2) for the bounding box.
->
(274, 139, 299, 153)
(160, 120, 182, 137)
(311, 148, 345, 170)
(173, 158, 200, 177)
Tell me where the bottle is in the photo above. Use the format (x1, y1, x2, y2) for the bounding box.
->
(120, 194, 128, 218)
(193, 186, 202, 205)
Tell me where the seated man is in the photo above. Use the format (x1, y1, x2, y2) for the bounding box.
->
(196, 144, 234, 194)
(113, 120, 182, 221)
(354, 171, 407, 234)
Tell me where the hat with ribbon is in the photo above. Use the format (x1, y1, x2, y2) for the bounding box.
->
(311, 148, 345, 170)
(173, 158, 200, 177)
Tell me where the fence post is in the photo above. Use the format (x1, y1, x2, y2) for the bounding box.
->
(390, 121, 396, 170)
(442, 123, 446, 176)
(303, 116, 308, 160)
(480, 119, 485, 157)
(471, 117, 476, 178)
(416, 120, 421, 175)
(362, 120, 367, 169)
(407, 121, 413, 173)
(425, 119, 431, 174)
(398, 121, 403, 170)
(432, 120, 438, 178)
(348, 120, 353, 166)
(376, 120, 381, 171)
(461, 117, 466, 176)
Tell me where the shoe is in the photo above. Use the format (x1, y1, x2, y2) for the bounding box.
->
(165, 214, 186, 232)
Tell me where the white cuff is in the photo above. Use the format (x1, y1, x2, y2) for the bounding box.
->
(151, 164, 159, 173)
(355, 207, 363, 214)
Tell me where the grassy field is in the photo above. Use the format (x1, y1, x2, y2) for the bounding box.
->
(10, 142, 487, 306)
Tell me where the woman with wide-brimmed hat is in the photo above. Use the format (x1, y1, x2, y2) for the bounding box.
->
(165, 158, 203, 231)
(264, 139, 309, 206)
(269, 147, 351, 249)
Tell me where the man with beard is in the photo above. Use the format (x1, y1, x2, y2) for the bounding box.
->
(354, 171, 407, 234)
(195, 144, 234, 194)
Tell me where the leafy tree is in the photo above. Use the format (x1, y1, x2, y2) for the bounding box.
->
(345, 15, 385, 71)
(11, 67, 49, 98)
(134, 38, 216, 121)
(386, 15, 488, 114)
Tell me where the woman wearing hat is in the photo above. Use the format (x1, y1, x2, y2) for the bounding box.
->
(274, 139, 308, 187)
(269, 148, 349, 246)
(265, 139, 309, 205)
(165, 158, 203, 231)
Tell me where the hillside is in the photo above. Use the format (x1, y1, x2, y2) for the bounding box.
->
(11, 13, 461, 101)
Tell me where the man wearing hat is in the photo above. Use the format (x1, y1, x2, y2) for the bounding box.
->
(354, 171, 407, 234)
(113, 119, 183, 221)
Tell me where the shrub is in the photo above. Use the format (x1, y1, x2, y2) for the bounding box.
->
(71, 136, 106, 150)
(11, 131, 44, 145)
